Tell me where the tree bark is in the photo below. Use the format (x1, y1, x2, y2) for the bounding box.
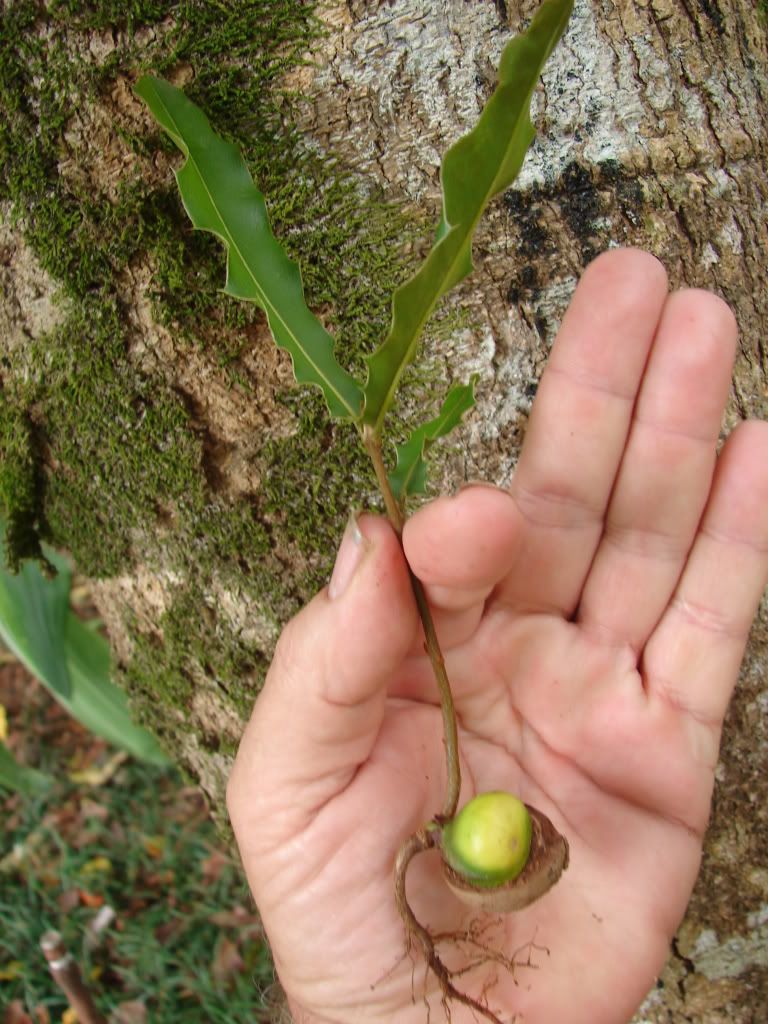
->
(1, 0, 766, 1020)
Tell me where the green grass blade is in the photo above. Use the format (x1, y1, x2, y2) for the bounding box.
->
(389, 378, 477, 499)
(363, 0, 573, 431)
(0, 521, 72, 699)
(0, 742, 50, 795)
(58, 615, 170, 766)
(135, 75, 363, 422)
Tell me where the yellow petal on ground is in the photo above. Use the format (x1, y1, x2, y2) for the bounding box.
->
(0, 959, 24, 980)
(0, 826, 46, 875)
(68, 751, 127, 786)
(0, 704, 7, 742)
(79, 856, 112, 876)
(62, 1009, 78, 1024)
(141, 835, 165, 859)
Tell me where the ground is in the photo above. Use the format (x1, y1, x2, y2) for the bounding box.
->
(0, 661, 277, 1023)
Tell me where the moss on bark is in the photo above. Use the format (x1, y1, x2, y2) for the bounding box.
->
(0, 0, 420, 744)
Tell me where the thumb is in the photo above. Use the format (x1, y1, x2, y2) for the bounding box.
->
(227, 513, 418, 848)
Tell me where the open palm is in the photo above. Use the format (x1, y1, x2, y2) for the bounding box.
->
(227, 250, 768, 1024)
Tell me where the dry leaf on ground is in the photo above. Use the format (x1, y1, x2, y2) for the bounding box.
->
(211, 935, 244, 986)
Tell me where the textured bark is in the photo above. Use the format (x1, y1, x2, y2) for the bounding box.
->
(1, 0, 767, 1020)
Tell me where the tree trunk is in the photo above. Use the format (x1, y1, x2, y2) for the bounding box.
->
(0, 0, 766, 1020)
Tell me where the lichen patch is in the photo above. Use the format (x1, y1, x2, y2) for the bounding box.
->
(91, 564, 184, 661)
(179, 731, 234, 808)
(58, 64, 183, 206)
(191, 684, 248, 749)
(204, 578, 280, 652)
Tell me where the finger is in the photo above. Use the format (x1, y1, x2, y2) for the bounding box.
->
(227, 514, 418, 851)
(402, 484, 523, 649)
(577, 289, 737, 652)
(643, 420, 768, 764)
(497, 248, 670, 616)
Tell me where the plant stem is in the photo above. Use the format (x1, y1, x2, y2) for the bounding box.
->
(362, 426, 461, 820)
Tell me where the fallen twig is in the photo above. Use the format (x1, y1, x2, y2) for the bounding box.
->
(40, 930, 107, 1024)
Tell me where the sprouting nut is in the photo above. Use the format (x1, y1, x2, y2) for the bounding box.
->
(439, 794, 569, 914)
(441, 792, 532, 886)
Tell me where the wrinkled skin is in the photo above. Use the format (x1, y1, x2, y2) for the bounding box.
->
(227, 250, 768, 1024)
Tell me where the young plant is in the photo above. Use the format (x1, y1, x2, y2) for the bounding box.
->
(137, 0, 573, 1018)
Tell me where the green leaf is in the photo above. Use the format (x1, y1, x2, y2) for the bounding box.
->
(363, 0, 573, 431)
(56, 615, 170, 767)
(0, 519, 167, 766)
(0, 743, 50, 795)
(135, 75, 363, 422)
(389, 377, 478, 500)
(0, 521, 72, 699)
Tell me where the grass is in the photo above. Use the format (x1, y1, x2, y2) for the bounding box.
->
(0, 663, 277, 1022)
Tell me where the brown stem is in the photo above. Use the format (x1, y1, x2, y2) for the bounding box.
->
(364, 428, 504, 1020)
(363, 426, 461, 820)
(40, 931, 107, 1024)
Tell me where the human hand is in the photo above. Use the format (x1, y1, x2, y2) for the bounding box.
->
(227, 249, 768, 1024)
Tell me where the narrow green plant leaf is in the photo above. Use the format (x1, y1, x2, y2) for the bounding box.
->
(363, 0, 572, 431)
(0, 519, 167, 766)
(389, 377, 477, 500)
(0, 521, 72, 699)
(0, 742, 50, 795)
(57, 616, 170, 767)
(135, 75, 363, 421)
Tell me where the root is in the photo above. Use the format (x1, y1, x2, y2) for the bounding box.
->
(395, 831, 533, 1024)
(434, 923, 548, 982)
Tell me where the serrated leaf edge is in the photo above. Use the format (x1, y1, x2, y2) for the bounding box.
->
(363, 0, 573, 432)
(136, 76, 363, 422)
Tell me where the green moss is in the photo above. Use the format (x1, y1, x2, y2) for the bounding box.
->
(0, 0, 438, 755)
(259, 394, 374, 593)
(46, 0, 173, 31)
(0, 0, 324, 302)
(11, 296, 205, 576)
(122, 578, 272, 728)
(128, 625, 195, 712)
(1, 5, 105, 293)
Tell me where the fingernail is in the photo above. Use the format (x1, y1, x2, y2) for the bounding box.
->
(329, 512, 369, 600)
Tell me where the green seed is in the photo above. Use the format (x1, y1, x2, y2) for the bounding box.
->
(443, 792, 532, 887)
